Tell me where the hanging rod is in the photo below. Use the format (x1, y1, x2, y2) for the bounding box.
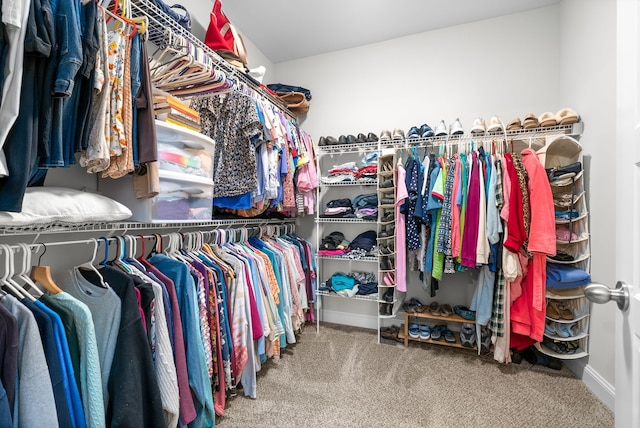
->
(0, 218, 298, 237)
(127, 0, 296, 121)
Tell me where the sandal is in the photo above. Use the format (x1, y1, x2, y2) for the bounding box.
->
(419, 324, 431, 340)
(443, 329, 456, 344)
(547, 300, 574, 320)
(408, 298, 425, 313)
(460, 323, 476, 348)
(429, 301, 442, 316)
(430, 324, 446, 341)
(441, 303, 454, 317)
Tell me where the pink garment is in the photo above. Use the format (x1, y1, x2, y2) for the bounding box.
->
(450, 155, 462, 258)
(395, 163, 409, 292)
(556, 225, 579, 242)
(317, 249, 346, 256)
(500, 155, 511, 222)
(510, 254, 547, 343)
(243, 266, 263, 341)
(461, 151, 480, 267)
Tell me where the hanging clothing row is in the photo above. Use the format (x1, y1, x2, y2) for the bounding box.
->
(395, 143, 555, 363)
(0, 0, 158, 212)
(0, 226, 317, 427)
(191, 90, 318, 218)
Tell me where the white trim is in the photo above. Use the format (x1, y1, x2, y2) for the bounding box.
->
(565, 361, 615, 412)
(319, 309, 379, 330)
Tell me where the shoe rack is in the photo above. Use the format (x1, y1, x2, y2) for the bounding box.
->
(377, 153, 398, 333)
(313, 141, 381, 335)
(399, 311, 483, 351)
(538, 136, 591, 360)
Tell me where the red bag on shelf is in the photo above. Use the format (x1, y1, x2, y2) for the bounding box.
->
(204, 0, 249, 66)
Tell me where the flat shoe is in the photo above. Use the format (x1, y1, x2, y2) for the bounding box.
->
(507, 117, 521, 130)
(429, 301, 442, 316)
(325, 136, 339, 145)
(441, 303, 454, 317)
(522, 113, 539, 129)
(356, 133, 367, 143)
(366, 132, 379, 142)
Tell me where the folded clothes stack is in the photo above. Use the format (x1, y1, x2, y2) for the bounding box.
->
(546, 263, 591, 289)
(318, 271, 379, 297)
(321, 198, 355, 218)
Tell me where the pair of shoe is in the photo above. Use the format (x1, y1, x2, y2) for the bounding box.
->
(380, 325, 402, 342)
(379, 302, 393, 316)
(547, 300, 575, 320)
(379, 243, 394, 255)
(460, 323, 476, 348)
(380, 128, 405, 141)
(318, 136, 339, 146)
(453, 305, 476, 321)
(380, 162, 394, 172)
(382, 288, 394, 303)
(379, 178, 394, 188)
(383, 271, 395, 286)
(545, 320, 580, 338)
(380, 256, 394, 271)
(380, 211, 394, 222)
(523, 345, 563, 370)
(402, 297, 424, 314)
(407, 124, 434, 139)
(433, 118, 464, 137)
(429, 301, 453, 316)
(470, 116, 504, 134)
(356, 132, 379, 143)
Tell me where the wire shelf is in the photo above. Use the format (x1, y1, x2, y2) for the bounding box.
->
(316, 142, 380, 154)
(0, 218, 297, 236)
(316, 289, 378, 302)
(130, 0, 295, 119)
(315, 218, 377, 224)
(319, 181, 378, 187)
(317, 255, 378, 262)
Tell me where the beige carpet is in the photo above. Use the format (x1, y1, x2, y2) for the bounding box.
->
(217, 323, 613, 428)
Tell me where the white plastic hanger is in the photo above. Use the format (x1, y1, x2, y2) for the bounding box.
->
(14, 243, 43, 297)
(0, 244, 25, 299)
(75, 238, 108, 288)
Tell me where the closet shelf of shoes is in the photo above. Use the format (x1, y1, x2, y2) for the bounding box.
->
(399, 315, 476, 350)
(319, 181, 378, 187)
(539, 134, 591, 360)
(376, 123, 583, 150)
(316, 218, 377, 223)
(376, 153, 399, 335)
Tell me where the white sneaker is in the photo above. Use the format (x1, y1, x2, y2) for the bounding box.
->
(434, 120, 448, 137)
(471, 117, 486, 134)
(486, 115, 504, 133)
(449, 118, 464, 135)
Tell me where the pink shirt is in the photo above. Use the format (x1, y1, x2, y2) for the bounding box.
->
(450, 155, 462, 258)
(395, 163, 409, 292)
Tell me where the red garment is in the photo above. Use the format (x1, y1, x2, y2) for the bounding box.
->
(503, 154, 526, 253)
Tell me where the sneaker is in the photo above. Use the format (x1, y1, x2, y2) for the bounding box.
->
(392, 128, 405, 140)
(407, 126, 420, 139)
(460, 323, 476, 348)
(449, 118, 464, 135)
(470, 117, 486, 134)
(420, 123, 434, 138)
(434, 120, 448, 137)
(486, 115, 504, 133)
(408, 323, 420, 339)
(419, 324, 431, 340)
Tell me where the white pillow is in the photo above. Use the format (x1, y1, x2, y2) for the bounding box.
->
(0, 187, 132, 227)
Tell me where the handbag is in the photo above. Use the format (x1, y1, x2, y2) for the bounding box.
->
(276, 92, 310, 116)
(204, 0, 249, 66)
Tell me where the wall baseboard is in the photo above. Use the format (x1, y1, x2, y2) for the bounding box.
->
(565, 359, 615, 412)
(319, 309, 379, 330)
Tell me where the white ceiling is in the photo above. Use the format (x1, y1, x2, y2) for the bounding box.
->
(221, 0, 561, 63)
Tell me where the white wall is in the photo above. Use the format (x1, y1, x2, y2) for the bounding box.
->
(275, 6, 561, 141)
(275, 6, 564, 328)
(558, 0, 616, 404)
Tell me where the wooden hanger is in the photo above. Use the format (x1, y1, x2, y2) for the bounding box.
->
(30, 243, 63, 294)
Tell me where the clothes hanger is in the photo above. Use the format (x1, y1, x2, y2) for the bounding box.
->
(14, 243, 43, 298)
(30, 243, 64, 294)
(2, 245, 30, 300)
(76, 238, 108, 288)
(0, 245, 24, 298)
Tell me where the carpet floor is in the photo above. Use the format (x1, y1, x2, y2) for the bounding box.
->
(217, 323, 613, 427)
